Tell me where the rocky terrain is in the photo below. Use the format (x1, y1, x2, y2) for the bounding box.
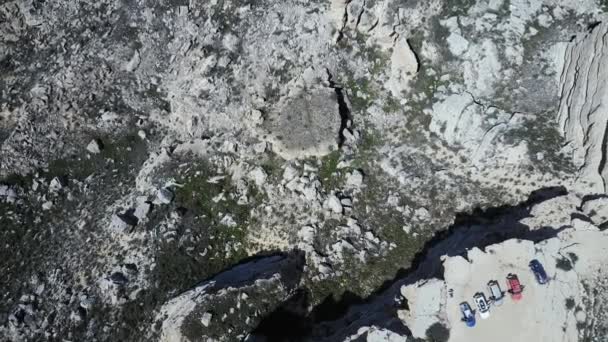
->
(2, 0, 608, 341)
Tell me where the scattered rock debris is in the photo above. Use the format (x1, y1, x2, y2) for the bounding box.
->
(1, 1, 607, 341)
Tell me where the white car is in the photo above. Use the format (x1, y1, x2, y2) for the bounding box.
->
(487, 280, 505, 306)
(474, 292, 490, 319)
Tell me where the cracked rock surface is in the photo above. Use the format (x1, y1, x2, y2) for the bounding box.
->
(558, 21, 608, 193)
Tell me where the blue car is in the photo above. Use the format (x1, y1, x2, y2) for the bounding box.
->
(459, 302, 476, 327)
(529, 259, 549, 284)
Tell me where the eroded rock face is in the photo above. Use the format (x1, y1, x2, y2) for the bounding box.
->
(157, 252, 304, 342)
(558, 22, 608, 193)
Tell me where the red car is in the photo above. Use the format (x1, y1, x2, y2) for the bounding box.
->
(506, 273, 523, 300)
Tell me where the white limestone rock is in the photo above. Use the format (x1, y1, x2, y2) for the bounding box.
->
(387, 37, 419, 97)
(442, 16, 470, 57)
(346, 170, 364, 189)
(86, 139, 102, 154)
(134, 198, 151, 221)
(109, 214, 129, 233)
(398, 279, 446, 339)
(283, 165, 299, 182)
(344, 326, 408, 342)
(49, 177, 63, 192)
(0, 185, 18, 204)
(557, 22, 608, 193)
(248, 167, 268, 187)
(42, 200, 53, 211)
(157, 188, 174, 204)
(200, 312, 212, 327)
(325, 194, 343, 214)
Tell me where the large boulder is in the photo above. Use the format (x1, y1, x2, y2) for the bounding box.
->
(264, 86, 343, 160)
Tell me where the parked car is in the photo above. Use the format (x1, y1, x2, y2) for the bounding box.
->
(529, 259, 549, 284)
(487, 280, 505, 306)
(506, 273, 524, 300)
(473, 292, 490, 319)
(459, 302, 476, 327)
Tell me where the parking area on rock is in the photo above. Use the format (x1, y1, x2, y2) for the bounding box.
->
(445, 239, 578, 341)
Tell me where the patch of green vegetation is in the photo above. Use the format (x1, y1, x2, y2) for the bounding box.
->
(398, 19, 456, 147)
(0, 132, 148, 194)
(568, 252, 579, 265)
(177, 164, 238, 212)
(0, 172, 34, 188)
(521, 22, 551, 61)
(350, 127, 383, 170)
(344, 31, 391, 76)
(576, 321, 587, 332)
(402, 29, 450, 137)
(171, 164, 249, 255)
(497, 0, 511, 17)
(556, 257, 573, 271)
(344, 75, 377, 113)
(566, 297, 576, 310)
(350, 175, 429, 292)
(305, 277, 346, 309)
(306, 245, 414, 308)
(46, 133, 148, 184)
(142, 160, 261, 322)
(0, 132, 149, 281)
(260, 153, 285, 184)
(408, 68, 445, 112)
(337, 31, 391, 114)
(0, 128, 155, 339)
(318, 150, 344, 192)
(602, 0, 608, 12)
(382, 94, 401, 113)
(358, 127, 382, 151)
(359, 43, 391, 76)
(441, 0, 476, 17)
(307, 172, 428, 304)
(426, 322, 450, 342)
(502, 113, 575, 176)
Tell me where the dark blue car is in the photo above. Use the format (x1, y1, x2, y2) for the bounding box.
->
(459, 302, 476, 327)
(529, 259, 548, 284)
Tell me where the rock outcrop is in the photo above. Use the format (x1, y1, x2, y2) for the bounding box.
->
(157, 252, 304, 342)
(558, 22, 608, 193)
